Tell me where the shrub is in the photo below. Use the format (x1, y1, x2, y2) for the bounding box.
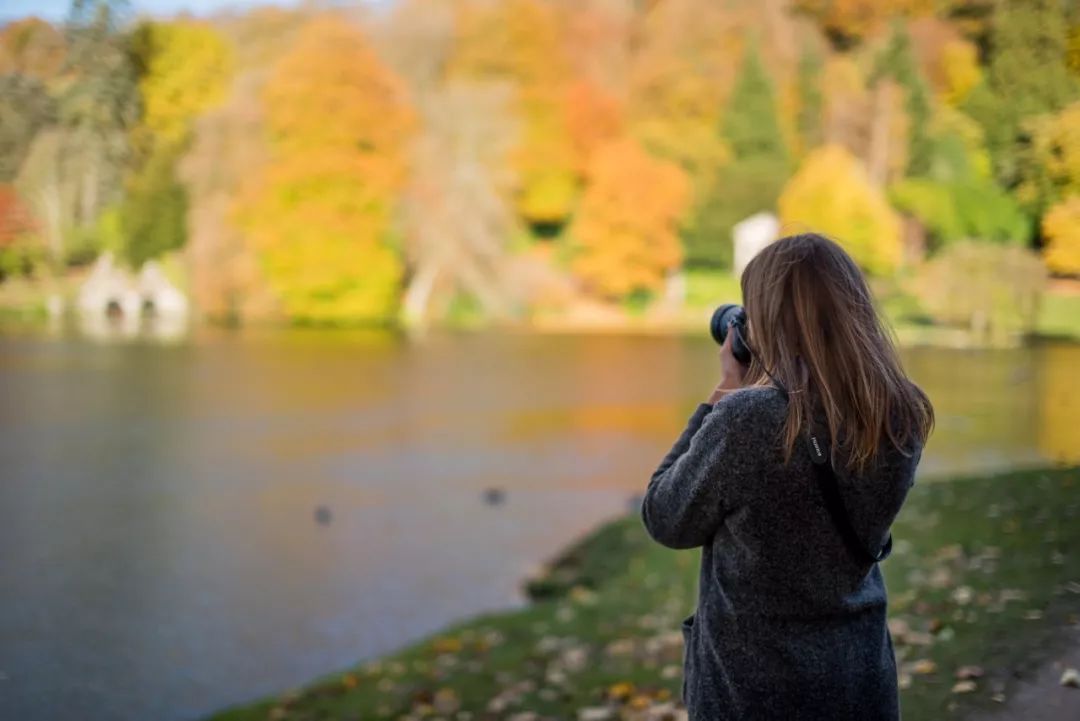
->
(911, 241, 1046, 340)
(889, 178, 1031, 250)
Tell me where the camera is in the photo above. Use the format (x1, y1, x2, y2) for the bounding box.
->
(710, 303, 752, 365)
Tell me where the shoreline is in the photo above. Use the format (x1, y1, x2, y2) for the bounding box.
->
(209, 465, 1080, 721)
(3, 270, 1080, 347)
(3, 307, 1079, 349)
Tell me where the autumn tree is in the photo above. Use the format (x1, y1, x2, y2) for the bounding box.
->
(626, 0, 741, 183)
(778, 144, 903, 275)
(8, 1, 136, 267)
(1043, 196, 1080, 275)
(401, 84, 525, 326)
(0, 184, 41, 279)
(564, 79, 624, 174)
(793, 0, 933, 50)
(235, 17, 414, 324)
(938, 39, 981, 107)
(1017, 101, 1080, 220)
(0, 17, 66, 79)
(181, 72, 280, 325)
(119, 19, 232, 266)
(130, 20, 232, 149)
(567, 138, 689, 300)
(373, 0, 455, 94)
(557, 0, 634, 93)
(685, 43, 790, 269)
(449, 0, 577, 228)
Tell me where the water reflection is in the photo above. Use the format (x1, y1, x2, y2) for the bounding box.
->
(0, 330, 1076, 721)
(1037, 343, 1080, 465)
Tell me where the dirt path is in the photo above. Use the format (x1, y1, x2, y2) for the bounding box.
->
(972, 624, 1080, 721)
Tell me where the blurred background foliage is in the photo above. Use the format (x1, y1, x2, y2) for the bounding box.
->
(2, 0, 1080, 336)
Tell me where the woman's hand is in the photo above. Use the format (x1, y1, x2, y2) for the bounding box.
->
(707, 326, 747, 404)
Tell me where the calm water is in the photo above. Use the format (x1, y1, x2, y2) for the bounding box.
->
(1, 328, 1077, 721)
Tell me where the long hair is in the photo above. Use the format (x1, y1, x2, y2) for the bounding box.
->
(739, 233, 934, 474)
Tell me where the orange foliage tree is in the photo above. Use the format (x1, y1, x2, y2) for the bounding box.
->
(0, 184, 35, 246)
(235, 17, 415, 324)
(0, 17, 66, 79)
(566, 138, 690, 300)
(564, 79, 623, 174)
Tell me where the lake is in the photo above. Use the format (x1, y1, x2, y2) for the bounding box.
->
(0, 327, 1077, 721)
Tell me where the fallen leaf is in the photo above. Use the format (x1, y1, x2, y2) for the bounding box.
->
(431, 636, 462, 654)
(911, 659, 937, 675)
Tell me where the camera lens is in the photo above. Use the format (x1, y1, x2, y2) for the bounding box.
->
(710, 304, 743, 346)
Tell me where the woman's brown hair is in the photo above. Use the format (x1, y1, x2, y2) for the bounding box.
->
(739, 233, 934, 474)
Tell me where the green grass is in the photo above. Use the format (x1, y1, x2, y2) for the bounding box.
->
(210, 466, 1080, 721)
(683, 269, 742, 310)
(1037, 290, 1080, 340)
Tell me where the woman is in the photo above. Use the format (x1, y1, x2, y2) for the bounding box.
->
(642, 233, 933, 720)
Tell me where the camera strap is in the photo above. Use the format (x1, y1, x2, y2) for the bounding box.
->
(805, 431, 892, 565)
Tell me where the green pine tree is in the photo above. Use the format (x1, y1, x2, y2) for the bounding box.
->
(871, 22, 933, 177)
(120, 141, 187, 266)
(59, 0, 140, 228)
(684, 43, 789, 269)
(723, 44, 789, 162)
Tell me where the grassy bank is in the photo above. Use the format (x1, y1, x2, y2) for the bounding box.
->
(5, 267, 1080, 343)
(211, 466, 1080, 721)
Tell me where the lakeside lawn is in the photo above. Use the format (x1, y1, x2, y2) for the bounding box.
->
(211, 466, 1080, 721)
(4, 268, 1080, 343)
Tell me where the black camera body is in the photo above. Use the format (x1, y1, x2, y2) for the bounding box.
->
(710, 303, 752, 365)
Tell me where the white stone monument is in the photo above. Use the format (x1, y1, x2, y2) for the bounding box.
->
(732, 212, 780, 277)
(137, 261, 189, 320)
(75, 253, 190, 339)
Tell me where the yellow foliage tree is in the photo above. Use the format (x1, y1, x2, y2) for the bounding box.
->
(235, 17, 415, 324)
(1043, 196, 1080, 275)
(626, 0, 740, 183)
(1022, 101, 1080, 207)
(135, 21, 233, 146)
(449, 0, 577, 225)
(939, 39, 982, 107)
(778, 144, 903, 276)
(567, 138, 690, 300)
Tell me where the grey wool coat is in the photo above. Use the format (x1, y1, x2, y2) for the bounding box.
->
(642, 386, 922, 721)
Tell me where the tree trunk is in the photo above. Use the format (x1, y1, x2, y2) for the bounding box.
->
(402, 260, 441, 329)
